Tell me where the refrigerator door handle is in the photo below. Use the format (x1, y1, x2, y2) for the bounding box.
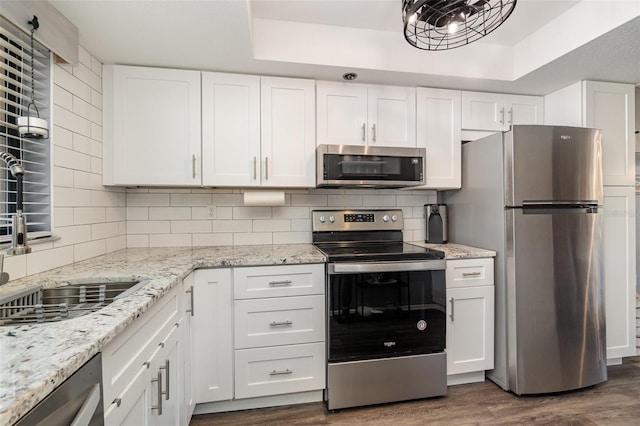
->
(522, 206, 599, 215)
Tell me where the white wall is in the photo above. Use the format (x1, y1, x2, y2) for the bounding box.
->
(126, 188, 437, 247)
(4, 47, 126, 281)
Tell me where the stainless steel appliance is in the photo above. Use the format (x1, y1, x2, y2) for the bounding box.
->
(425, 204, 448, 243)
(444, 125, 606, 395)
(316, 144, 426, 188)
(312, 209, 447, 410)
(15, 353, 104, 425)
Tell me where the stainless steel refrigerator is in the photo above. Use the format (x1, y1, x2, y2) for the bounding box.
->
(444, 125, 607, 395)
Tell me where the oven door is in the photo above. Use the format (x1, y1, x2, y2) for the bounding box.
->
(327, 260, 446, 363)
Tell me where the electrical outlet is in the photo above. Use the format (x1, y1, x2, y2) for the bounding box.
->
(207, 205, 216, 219)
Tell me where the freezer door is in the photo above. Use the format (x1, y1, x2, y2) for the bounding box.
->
(505, 207, 606, 394)
(504, 125, 603, 206)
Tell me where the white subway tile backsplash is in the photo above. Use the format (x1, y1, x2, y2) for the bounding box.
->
(91, 88, 102, 108)
(73, 63, 102, 92)
(234, 232, 272, 245)
(171, 220, 211, 234)
(53, 166, 74, 188)
(54, 187, 92, 207)
(53, 104, 92, 137)
(90, 123, 102, 142)
(91, 56, 102, 78)
(127, 234, 149, 248)
(273, 232, 312, 244)
(91, 191, 124, 208)
(127, 193, 170, 207)
(171, 193, 212, 206)
(73, 171, 102, 190)
(106, 235, 127, 252)
(211, 194, 243, 205)
(126, 207, 149, 221)
(212, 220, 252, 233)
(271, 207, 310, 219)
(74, 207, 106, 225)
(291, 194, 328, 206)
(328, 194, 363, 207)
(291, 219, 312, 232)
(148, 207, 191, 220)
(73, 96, 92, 120)
(193, 233, 233, 246)
(150, 234, 192, 247)
(106, 207, 126, 222)
(233, 206, 271, 219)
(127, 221, 170, 234)
(53, 85, 73, 110)
(54, 146, 92, 172)
(252, 219, 290, 233)
(54, 225, 92, 247)
(91, 157, 102, 174)
(53, 66, 91, 101)
(52, 125, 73, 149)
(362, 195, 396, 207)
(54, 207, 74, 228)
(26, 246, 74, 276)
(78, 46, 92, 68)
(74, 239, 107, 262)
(397, 195, 429, 206)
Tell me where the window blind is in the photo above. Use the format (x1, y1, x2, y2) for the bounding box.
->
(0, 16, 51, 242)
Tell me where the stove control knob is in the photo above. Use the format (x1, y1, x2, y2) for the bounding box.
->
(329, 215, 336, 223)
(391, 214, 398, 222)
(319, 215, 326, 223)
(382, 214, 390, 222)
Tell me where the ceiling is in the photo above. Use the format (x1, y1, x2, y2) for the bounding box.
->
(49, 0, 640, 96)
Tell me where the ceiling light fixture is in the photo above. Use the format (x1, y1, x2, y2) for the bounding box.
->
(402, 0, 517, 51)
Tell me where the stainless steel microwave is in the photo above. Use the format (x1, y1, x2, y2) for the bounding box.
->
(316, 144, 426, 188)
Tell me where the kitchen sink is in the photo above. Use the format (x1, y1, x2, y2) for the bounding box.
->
(0, 278, 149, 326)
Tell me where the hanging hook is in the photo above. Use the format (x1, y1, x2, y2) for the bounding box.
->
(28, 16, 39, 31)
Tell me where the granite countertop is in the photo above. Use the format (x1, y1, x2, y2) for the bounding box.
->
(0, 241, 493, 424)
(0, 244, 325, 426)
(408, 242, 497, 259)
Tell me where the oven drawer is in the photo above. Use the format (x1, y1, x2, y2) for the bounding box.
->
(234, 295, 325, 349)
(233, 264, 324, 299)
(234, 342, 326, 399)
(446, 258, 494, 288)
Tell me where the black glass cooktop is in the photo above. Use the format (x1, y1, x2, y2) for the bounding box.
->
(314, 241, 445, 262)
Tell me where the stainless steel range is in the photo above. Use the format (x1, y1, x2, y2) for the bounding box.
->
(312, 209, 447, 411)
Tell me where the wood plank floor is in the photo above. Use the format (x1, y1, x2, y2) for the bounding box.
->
(190, 357, 640, 425)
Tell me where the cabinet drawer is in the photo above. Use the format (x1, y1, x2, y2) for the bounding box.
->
(234, 295, 325, 349)
(234, 342, 326, 399)
(102, 285, 180, 407)
(233, 264, 324, 299)
(446, 258, 494, 288)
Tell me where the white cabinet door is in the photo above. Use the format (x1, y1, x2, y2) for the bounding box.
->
(367, 86, 416, 147)
(507, 95, 544, 126)
(201, 72, 261, 187)
(584, 81, 635, 186)
(103, 65, 201, 186)
(446, 285, 495, 375)
(316, 82, 368, 146)
(149, 322, 182, 426)
(462, 91, 543, 131)
(182, 274, 196, 425)
(104, 365, 151, 426)
(192, 269, 233, 403)
(461, 91, 504, 132)
(260, 77, 316, 187)
(416, 88, 461, 189)
(603, 186, 636, 359)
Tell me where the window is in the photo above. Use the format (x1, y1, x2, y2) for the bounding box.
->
(0, 16, 51, 242)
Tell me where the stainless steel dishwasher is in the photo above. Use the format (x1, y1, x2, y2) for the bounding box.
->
(15, 353, 104, 426)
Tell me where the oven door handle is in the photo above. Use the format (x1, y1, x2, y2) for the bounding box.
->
(328, 260, 445, 274)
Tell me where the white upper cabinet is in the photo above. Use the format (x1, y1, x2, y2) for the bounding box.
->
(415, 87, 461, 190)
(583, 81, 635, 186)
(317, 81, 416, 147)
(103, 65, 202, 186)
(202, 74, 316, 188)
(260, 77, 316, 187)
(544, 81, 635, 186)
(462, 91, 543, 132)
(201, 72, 261, 187)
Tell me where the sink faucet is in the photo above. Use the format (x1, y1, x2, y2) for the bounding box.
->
(0, 254, 8, 285)
(0, 152, 31, 255)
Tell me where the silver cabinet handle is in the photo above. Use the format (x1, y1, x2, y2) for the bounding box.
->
(185, 286, 194, 316)
(372, 124, 376, 143)
(192, 154, 196, 179)
(269, 369, 293, 376)
(507, 108, 513, 125)
(253, 157, 257, 180)
(268, 279, 292, 286)
(159, 360, 170, 400)
(361, 123, 366, 142)
(269, 320, 293, 327)
(151, 371, 163, 415)
(499, 108, 504, 124)
(462, 272, 482, 277)
(265, 157, 269, 180)
(113, 397, 122, 407)
(449, 298, 455, 322)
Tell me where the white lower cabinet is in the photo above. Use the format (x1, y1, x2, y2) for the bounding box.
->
(192, 268, 234, 403)
(445, 258, 495, 384)
(103, 283, 186, 425)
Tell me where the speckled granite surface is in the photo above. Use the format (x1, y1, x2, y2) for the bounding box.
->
(0, 244, 325, 426)
(408, 242, 496, 259)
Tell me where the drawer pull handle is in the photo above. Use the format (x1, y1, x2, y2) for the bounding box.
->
(159, 360, 170, 400)
(186, 286, 195, 316)
(270, 320, 293, 327)
(268, 280, 292, 287)
(113, 398, 122, 408)
(462, 272, 482, 277)
(269, 369, 293, 376)
(151, 371, 163, 415)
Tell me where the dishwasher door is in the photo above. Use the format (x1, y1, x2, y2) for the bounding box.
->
(15, 353, 104, 426)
